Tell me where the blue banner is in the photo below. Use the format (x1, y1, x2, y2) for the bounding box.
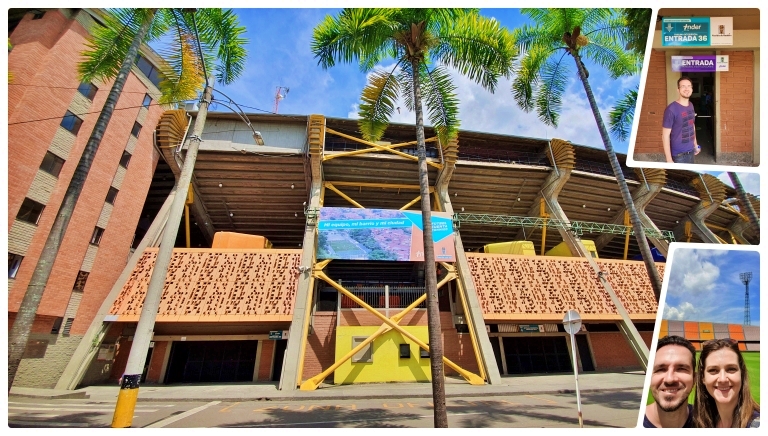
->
(662, 17, 710, 47)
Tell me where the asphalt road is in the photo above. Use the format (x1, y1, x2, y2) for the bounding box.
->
(8, 389, 642, 428)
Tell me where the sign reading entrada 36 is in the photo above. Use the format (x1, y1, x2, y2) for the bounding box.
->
(662, 17, 733, 47)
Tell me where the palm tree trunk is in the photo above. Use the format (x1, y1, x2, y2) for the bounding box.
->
(572, 54, 663, 302)
(728, 172, 759, 235)
(7, 10, 156, 391)
(411, 58, 448, 428)
(111, 84, 212, 428)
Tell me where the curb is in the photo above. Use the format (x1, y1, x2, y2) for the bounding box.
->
(10, 385, 643, 403)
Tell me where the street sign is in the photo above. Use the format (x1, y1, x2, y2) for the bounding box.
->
(562, 309, 583, 428)
(562, 310, 582, 335)
(519, 324, 543, 333)
(269, 330, 289, 340)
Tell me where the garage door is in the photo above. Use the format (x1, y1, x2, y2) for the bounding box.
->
(502, 336, 572, 374)
(165, 340, 257, 384)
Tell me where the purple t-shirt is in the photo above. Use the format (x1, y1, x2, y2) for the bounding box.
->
(663, 101, 696, 156)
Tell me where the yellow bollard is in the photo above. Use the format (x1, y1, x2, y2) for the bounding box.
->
(111, 374, 140, 428)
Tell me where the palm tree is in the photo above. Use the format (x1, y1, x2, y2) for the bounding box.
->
(8, 8, 246, 391)
(728, 172, 760, 235)
(609, 9, 650, 141)
(510, 8, 663, 302)
(312, 8, 515, 427)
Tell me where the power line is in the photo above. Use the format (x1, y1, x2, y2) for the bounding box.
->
(8, 100, 188, 126)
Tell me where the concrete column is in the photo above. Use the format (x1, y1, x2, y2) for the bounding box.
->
(594, 169, 669, 257)
(281, 115, 325, 390)
(675, 175, 727, 244)
(728, 218, 752, 245)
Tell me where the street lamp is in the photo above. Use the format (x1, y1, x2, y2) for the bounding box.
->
(209, 88, 265, 146)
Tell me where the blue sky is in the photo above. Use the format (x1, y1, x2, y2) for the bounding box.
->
(664, 248, 760, 326)
(209, 8, 639, 154)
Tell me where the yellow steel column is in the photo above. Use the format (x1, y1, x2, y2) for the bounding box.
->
(623, 210, 631, 260)
(184, 184, 194, 248)
(540, 198, 548, 255)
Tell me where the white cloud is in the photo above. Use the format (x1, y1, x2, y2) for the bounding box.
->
(667, 248, 722, 296)
(664, 301, 700, 320)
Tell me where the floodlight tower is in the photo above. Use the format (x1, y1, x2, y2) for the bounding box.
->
(740, 272, 752, 325)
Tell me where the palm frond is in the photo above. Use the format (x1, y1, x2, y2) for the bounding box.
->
(156, 30, 205, 104)
(511, 43, 555, 112)
(194, 8, 248, 84)
(609, 87, 638, 141)
(580, 32, 639, 78)
(78, 8, 157, 83)
(358, 64, 402, 142)
(398, 59, 416, 112)
(312, 8, 396, 69)
(421, 65, 459, 145)
(433, 12, 516, 92)
(535, 53, 569, 127)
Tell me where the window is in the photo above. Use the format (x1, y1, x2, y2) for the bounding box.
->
(142, 94, 152, 108)
(16, 198, 45, 225)
(399, 343, 411, 359)
(130, 122, 142, 138)
(105, 187, 119, 204)
(60, 110, 83, 135)
(77, 82, 98, 100)
(351, 337, 373, 363)
(39, 152, 65, 177)
(73, 271, 89, 292)
(9, 253, 23, 278)
(51, 317, 63, 335)
(119, 151, 132, 168)
(135, 55, 163, 88)
(90, 227, 105, 245)
(420, 344, 430, 359)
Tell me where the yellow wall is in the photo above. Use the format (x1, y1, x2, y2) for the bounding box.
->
(334, 326, 431, 384)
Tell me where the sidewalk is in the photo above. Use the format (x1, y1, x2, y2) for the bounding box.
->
(10, 371, 645, 403)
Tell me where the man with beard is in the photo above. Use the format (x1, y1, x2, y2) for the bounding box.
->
(644, 335, 696, 427)
(662, 76, 701, 164)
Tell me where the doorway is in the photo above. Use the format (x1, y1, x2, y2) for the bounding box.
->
(683, 71, 716, 163)
(165, 340, 257, 384)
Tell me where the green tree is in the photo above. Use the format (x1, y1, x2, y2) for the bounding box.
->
(609, 9, 651, 141)
(312, 8, 515, 427)
(8, 8, 246, 391)
(510, 8, 662, 304)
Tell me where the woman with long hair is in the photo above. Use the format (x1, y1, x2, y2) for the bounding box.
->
(693, 338, 760, 427)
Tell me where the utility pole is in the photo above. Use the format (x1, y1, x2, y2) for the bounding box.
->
(740, 272, 751, 326)
(111, 85, 213, 427)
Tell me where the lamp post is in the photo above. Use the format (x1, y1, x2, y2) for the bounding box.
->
(111, 85, 262, 427)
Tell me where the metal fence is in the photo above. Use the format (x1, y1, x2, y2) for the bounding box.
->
(322, 286, 427, 310)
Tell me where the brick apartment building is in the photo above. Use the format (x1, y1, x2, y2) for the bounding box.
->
(8, 8, 165, 388)
(633, 8, 760, 166)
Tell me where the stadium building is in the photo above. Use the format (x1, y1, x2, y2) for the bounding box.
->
(52, 112, 758, 390)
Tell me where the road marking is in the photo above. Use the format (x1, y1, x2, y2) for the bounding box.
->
(219, 402, 240, 413)
(145, 401, 220, 428)
(8, 406, 159, 413)
(234, 412, 487, 427)
(8, 413, 60, 418)
(8, 401, 173, 407)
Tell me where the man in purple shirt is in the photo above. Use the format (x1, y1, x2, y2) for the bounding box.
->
(662, 76, 701, 164)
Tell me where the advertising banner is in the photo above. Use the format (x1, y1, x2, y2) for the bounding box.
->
(671, 55, 729, 72)
(662, 17, 734, 47)
(317, 207, 455, 262)
(662, 17, 710, 47)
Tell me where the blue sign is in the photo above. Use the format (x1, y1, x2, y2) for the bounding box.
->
(662, 17, 710, 47)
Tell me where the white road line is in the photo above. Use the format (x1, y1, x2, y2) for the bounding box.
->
(145, 401, 221, 428)
(8, 413, 60, 418)
(8, 406, 158, 412)
(236, 411, 487, 427)
(8, 401, 174, 407)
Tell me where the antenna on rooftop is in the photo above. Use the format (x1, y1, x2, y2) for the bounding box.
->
(740, 271, 752, 325)
(273, 86, 289, 113)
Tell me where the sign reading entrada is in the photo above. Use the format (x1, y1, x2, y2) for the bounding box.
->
(671, 55, 729, 72)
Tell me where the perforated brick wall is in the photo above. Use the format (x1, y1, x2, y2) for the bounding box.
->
(466, 253, 661, 321)
(109, 249, 301, 322)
